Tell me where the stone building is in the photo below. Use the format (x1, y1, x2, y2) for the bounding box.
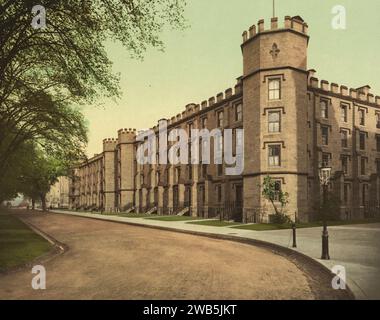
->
(69, 15, 380, 223)
(46, 176, 70, 208)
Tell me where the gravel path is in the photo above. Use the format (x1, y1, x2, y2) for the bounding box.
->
(0, 212, 343, 300)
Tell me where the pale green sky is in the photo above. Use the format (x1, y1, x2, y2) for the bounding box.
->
(83, 0, 380, 156)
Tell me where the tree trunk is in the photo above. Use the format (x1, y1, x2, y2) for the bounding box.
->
(40, 194, 47, 212)
(32, 199, 35, 210)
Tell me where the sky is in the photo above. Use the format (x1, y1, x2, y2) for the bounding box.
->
(83, 0, 380, 157)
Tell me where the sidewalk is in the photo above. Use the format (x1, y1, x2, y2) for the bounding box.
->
(50, 209, 380, 300)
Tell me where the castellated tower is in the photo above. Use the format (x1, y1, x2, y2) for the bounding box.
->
(102, 138, 117, 211)
(117, 128, 136, 210)
(241, 16, 310, 222)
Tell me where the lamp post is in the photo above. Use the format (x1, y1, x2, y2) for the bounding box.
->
(319, 165, 331, 260)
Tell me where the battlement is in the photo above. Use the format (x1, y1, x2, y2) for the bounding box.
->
(308, 74, 380, 106)
(117, 128, 136, 144)
(117, 128, 136, 134)
(242, 16, 308, 44)
(102, 138, 117, 151)
(165, 78, 242, 127)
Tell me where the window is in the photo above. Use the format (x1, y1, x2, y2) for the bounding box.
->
(217, 164, 223, 176)
(320, 100, 328, 119)
(268, 79, 281, 100)
(362, 184, 368, 206)
(187, 165, 192, 180)
(377, 113, 380, 129)
(359, 109, 365, 126)
(268, 145, 281, 167)
(360, 157, 366, 175)
(188, 123, 193, 138)
(273, 180, 282, 202)
(217, 111, 224, 127)
(268, 111, 281, 133)
(201, 117, 207, 129)
(341, 130, 348, 148)
(322, 153, 330, 167)
(216, 185, 222, 203)
(342, 156, 348, 174)
(377, 136, 380, 152)
(377, 160, 380, 175)
(359, 132, 366, 150)
(343, 184, 349, 204)
(235, 104, 243, 122)
(341, 104, 348, 122)
(321, 126, 329, 145)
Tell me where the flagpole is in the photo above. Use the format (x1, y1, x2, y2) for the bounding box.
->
(273, 0, 275, 18)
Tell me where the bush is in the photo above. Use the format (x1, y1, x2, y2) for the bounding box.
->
(269, 213, 293, 224)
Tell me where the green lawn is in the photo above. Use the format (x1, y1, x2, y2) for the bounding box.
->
(146, 215, 199, 222)
(186, 219, 242, 227)
(233, 218, 380, 231)
(0, 212, 52, 271)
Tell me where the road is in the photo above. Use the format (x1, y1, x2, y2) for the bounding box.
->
(0, 212, 344, 300)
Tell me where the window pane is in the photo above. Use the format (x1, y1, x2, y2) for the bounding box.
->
(268, 79, 280, 100)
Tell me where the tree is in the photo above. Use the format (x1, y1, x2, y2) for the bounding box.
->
(260, 176, 291, 223)
(18, 144, 70, 211)
(0, 0, 186, 176)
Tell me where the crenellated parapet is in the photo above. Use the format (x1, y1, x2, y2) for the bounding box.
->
(309, 75, 380, 106)
(117, 128, 136, 144)
(103, 138, 118, 151)
(242, 16, 308, 44)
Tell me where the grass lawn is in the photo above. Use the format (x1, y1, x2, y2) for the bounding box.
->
(146, 215, 199, 222)
(186, 219, 242, 227)
(0, 212, 52, 271)
(233, 218, 380, 231)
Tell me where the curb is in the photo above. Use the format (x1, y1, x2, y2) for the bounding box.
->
(52, 210, 355, 300)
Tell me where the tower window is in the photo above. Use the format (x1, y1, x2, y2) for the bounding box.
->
(360, 157, 366, 175)
(235, 103, 243, 122)
(343, 184, 350, 204)
(268, 111, 281, 133)
(377, 160, 380, 175)
(268, 145, 281, 167)
(341, 130, 348, 148)
(321, 126, 329, 145)
(359, 109, 365, 126)
(273, 180, 282, 202)
(268, 79, 281, 100)
(322, 153, 330, 167)
(359, 132, 366, 150)
(377, 135, 380, 152)
(376, 113, 380, 129)
(320, 100, 328, 119)
(342, 156, 348, 174)
(341, 104, 348, 122)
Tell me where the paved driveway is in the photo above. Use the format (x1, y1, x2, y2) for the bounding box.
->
(0, 213, 343, 300)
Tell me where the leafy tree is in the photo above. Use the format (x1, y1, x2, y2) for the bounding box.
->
(0, 0, 186, 175)
(260, 175, 291, 223)
(18, 144, 70, 211)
